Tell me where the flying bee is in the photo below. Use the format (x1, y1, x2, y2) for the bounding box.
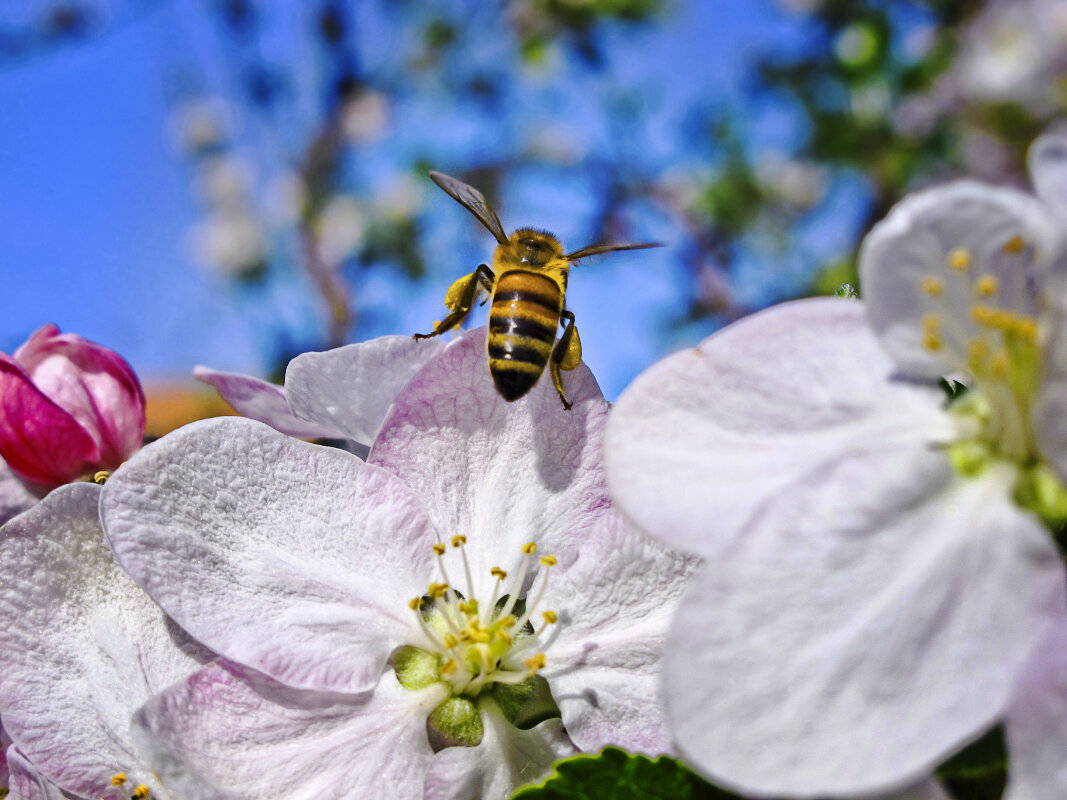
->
(414, 170, 661, 410)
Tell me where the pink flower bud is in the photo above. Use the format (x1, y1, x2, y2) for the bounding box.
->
(0, 325, 146, 491)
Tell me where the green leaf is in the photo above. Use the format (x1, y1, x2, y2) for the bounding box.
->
(511, 747, 743, 800)
(936, 725, 1008, 779)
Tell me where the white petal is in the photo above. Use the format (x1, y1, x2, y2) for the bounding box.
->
(860, 180, 1058, 378)
(423, 707, 576, 800)
(544, 511, 700, 755)
(666, 458, 1065, 798)
(605, 298, 951, 557)
(285, 334, 449, 445)
(1029, 132, 1067, 218)
(0, 483, 208, 799)
(101, 417, 438, 695)
(6, 748, 68, 800)
(135, 661, 445, 800)
(0, 457, 36, 525)
(194, 365, 345, 440)
(369, 328, 611, 601)
(1004, 616, 1067, 800)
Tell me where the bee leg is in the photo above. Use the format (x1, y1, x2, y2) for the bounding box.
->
(414, 264, 496, 340)
(549, 310, 582, 411)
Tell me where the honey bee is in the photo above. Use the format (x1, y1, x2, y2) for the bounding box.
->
(415, 170, 661, 410)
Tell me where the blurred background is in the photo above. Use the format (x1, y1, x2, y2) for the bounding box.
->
(2, 0, 1064, 433)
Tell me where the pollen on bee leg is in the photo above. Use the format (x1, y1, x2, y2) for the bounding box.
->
(948, 248, 972, 272)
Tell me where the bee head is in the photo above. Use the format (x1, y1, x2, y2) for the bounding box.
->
(509, 228, 563, 267)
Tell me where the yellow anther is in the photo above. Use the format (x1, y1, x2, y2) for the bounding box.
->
(522, 542, 537, 555)
(409, 597, 422, 610)
(948, 248, 971, 271)
(93, 471, 110, 485)
(432, 543, 446, 556)
(525, 653, 547, 673)
(539, 555, 557, 567)
(967, 338, 990, 366)
(441, 658, 457, 675)
(921, 313, 940, 333)
(990, 351, 1011, 378)
(920, 276, 944, 297)
(112, 773, 127, 786)
(498, 615, 517, 629)
(458, 600, 478, 615)
(469, 628, 491, 644)
(1004, 235, 1025, 254)
(428, 582, 449, 599)
(132, 786, 151, 799)
(922, 333, 943, 352)
(443, 633, 458, 649)
(451, 535, 467, 548)
(975, 275, 999, 298)
(490, 567, 507, 579)
(542, 610, 559, 624)
(497, 630, 512, 646)
(459, 630, 473, 643)
(1013, 317, 1039, 342)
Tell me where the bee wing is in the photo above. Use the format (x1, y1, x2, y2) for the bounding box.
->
(429, 170, 509, 245)
(564, 242, 663, 261)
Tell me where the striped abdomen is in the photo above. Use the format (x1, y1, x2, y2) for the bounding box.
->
(488, 269, 562, 401)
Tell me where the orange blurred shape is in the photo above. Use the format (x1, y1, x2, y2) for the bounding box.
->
(143, 381, 237, 439)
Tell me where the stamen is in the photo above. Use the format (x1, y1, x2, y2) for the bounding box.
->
(524, 653, 547, 675)
(542, 610, 558, 624)
(1004, 235, 1025, 254)
(132, 787, 151, 799)
(975, 275, 998, 298)
(920, 276, 944, 297)
(432, 543, 446, 556)
(111, 774, 127, 786)
(948, 248, 971, 272)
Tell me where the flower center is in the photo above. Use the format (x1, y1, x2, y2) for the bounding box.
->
(916, 236, 1043, 465)
(393, 536, 562, 748)
(408, 536, 558, 697)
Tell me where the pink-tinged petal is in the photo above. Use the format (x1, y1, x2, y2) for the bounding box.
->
(101, 417, 437, 695)
(859, 181, 1057, 379)
(544, 511, 700, 755)
(135, 661, 446, 800)
(370, 328, 611, 602)
(0, 457, 36, 525)
(423, 709, 576, 800)
(7, 748, 68, 800)
(0, 355, 100, 488)
(665, 456, 1064, 799)
(1004, 617, 1067, 800)
(15, 325, 145, 466)
(284, 334, 449, 445)
(605, 298, 952, 558)
(0, 483, 209, 799)
(193, 365, 345, 440)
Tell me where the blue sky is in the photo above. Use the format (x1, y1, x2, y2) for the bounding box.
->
(0, 0, 837, 400)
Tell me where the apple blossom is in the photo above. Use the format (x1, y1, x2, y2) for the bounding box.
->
(0, 325, 145, 493)
(0, 482, 212, 800)
(605, 136, 1067, 798)
(101, 329, 698, 800)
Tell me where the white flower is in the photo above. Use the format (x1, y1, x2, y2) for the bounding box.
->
(102, 330, 698, 800)
(604, 135, 1067, 798)
(0, 483, 211, 799)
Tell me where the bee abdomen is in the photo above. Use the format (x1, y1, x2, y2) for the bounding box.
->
(487, 271, 562, 402)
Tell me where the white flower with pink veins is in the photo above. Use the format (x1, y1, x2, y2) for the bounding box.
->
(100, 329, 699, 800)
(604, 134, 1067, 799)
